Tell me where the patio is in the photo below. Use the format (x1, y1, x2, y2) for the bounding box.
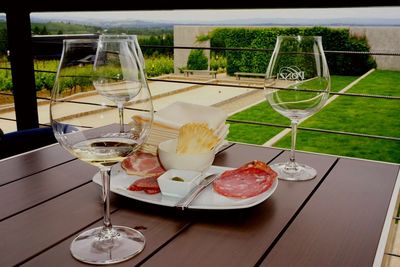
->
(0, 3, 399, 266)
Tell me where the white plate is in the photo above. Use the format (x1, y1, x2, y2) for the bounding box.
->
(92, 165, 278, 210)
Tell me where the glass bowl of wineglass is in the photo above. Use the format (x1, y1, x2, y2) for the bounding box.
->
(94, 34, 146, 133)
(50, 38, 153, 264)
(264, 35, 330, 181)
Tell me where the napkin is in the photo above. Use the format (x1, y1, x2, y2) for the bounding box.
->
(155, 101, 227, 130)
(134, 101, 229, 154)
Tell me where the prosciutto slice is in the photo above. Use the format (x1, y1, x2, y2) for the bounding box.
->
(213, 160, 277, 199)
(121, 151, 165, 176)
(128, 175, 161, 194)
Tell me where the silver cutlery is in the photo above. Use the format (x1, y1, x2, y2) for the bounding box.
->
(175, 173, 220, 210)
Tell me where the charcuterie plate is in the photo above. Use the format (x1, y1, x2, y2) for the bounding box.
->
(92, 164, 278, 210)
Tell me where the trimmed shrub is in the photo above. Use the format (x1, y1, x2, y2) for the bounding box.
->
(187, 49, 208, 70)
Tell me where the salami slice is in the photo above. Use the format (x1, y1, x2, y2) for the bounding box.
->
(128, 175, 161, 194)
(122, 151, 165, 176)
(213, 160, 277, 198)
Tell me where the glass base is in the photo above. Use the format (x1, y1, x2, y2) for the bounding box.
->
(270, 161, 317, 181)
(70, 225, 145, 265)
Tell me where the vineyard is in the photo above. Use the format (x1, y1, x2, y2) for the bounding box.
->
(1, 56, 172, 84)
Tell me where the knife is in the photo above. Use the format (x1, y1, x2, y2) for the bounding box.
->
(175, 173, 220, 210)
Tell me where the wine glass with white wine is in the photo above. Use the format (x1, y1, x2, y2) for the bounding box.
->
(264, 35, 330, 181)
(50, 38, 153, 264)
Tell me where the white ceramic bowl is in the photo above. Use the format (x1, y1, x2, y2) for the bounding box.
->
(158, 169, 202, 197)
(158, 139, 215, 171)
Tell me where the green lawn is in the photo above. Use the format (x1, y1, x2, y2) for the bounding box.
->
(227, 75, 358, 144)
(329, 75, 360, 93)
(275, 130, 400, 163)
(274, 70, 400, 163)
(227, 71, 400, 163)
(227, 102, 289, 144)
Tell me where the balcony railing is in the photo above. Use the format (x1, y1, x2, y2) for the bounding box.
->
(1, 44, 399, 140)
(0, 4, 399, 164)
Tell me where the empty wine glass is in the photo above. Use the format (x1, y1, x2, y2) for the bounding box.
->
(50, 39, 153, 264)
(93, 34, 146, 133)
(129, 35, 146, 71)
(264, 36, 330, 181)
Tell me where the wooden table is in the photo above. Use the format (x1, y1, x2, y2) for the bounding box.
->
(1, 142, 399, 267)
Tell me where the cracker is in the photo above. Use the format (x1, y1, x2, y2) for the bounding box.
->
(177, 123, 220, 154)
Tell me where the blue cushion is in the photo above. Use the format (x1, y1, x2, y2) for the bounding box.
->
(0, 127, 57, 159)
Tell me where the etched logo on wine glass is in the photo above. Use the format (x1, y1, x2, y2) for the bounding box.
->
(278, 66, 304, 81)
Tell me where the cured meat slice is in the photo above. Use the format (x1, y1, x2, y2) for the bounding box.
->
(122, 151, 165, 176)
(128, 175, 161, 194)
(143, 188, 161, 194)
(221, 160, 273, 176)
(213, 160, 277, 199)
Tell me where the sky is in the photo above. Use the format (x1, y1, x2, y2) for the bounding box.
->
(31, 7, 400, 24)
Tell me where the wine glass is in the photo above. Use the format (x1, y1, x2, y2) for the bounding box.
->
(264, 35, 330, 181)
(50, 39, 153, 264)
(93, 34, 146, 133)
(129, 35, 146, 71)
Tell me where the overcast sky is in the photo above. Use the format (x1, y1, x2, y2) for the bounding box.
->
(32, 7, 400, 23)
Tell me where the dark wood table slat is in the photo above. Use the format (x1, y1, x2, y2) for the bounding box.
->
(22, 206, 189, 267)
(0, 183, 110, 266)
(0, 144, 75, 186)
(0, 159, 98, 221)
(140, 148, 337, 267)
(261, 158, 400, 267)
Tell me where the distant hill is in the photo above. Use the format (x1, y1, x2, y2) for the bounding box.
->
(29, 17, 173, 36)
(31, 16, 174, 30)
(208, 17, 400, 26)
(2, 13, 399, 32)
(31, 21, 101, 34)
(29, 13, 400, 27)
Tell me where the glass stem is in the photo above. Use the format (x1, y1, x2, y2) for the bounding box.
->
(117, 102, 124, 133)
(290, 120, 298, 164)
(101, 168, 112, 229)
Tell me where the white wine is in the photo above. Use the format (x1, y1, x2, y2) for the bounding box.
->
(70, 137, 139, 167)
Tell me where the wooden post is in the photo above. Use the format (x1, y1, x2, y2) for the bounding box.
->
(6, 10, 39, 130)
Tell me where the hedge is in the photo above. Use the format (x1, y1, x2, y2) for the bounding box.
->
(210, 26, 376, 76)
(145, 56, 174, 77)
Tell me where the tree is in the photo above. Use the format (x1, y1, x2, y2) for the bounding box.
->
(32, 26, 40, 34)
(40, 26, 49, 35)
(0, 28, 7, 56)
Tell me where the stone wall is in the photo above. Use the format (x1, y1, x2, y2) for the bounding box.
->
(173, 26, 215, 74)
(350, 27, 400, 70)
(174, 25, 400, 72)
